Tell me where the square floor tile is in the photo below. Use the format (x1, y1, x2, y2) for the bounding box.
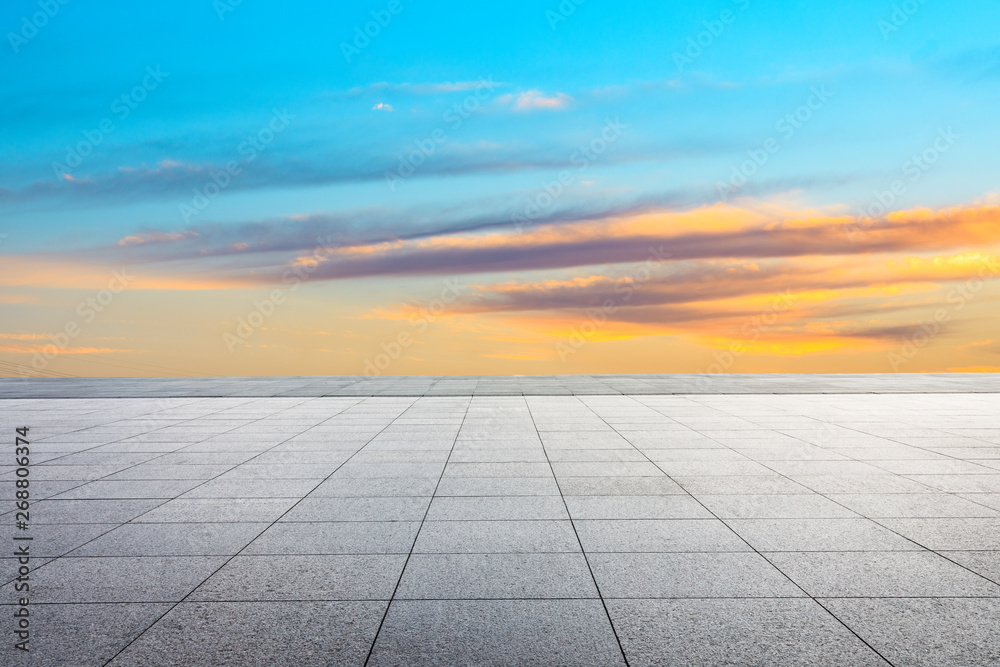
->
(820, 598, 1000, 667)
(575, 519, 749, 553)
(191, 554, 406, 600)
(1, 556, 226, 602)
(608, 599, 888, 667)
(245, 521, 420, 555)
(767, 551, 1000, 597)
(396, 553, 597, 599)
(69, 523, 268, 557)
(413, 520, 580, 553)
(106, 601, 387, 667)
(726, 519, 921, 552)
(589, 552, 803, 598)
(367, 600, 626, 667)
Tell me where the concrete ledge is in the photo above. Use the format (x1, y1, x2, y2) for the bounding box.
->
(2, 373, 1000, 398)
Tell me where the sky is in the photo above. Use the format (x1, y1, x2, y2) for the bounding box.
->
(2, 0, 1000, 378)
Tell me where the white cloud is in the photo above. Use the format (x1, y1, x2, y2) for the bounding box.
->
(497, 90, 573, 111)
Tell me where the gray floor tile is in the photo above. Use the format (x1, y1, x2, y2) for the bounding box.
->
(449, 448, 549, 462)
(70, 523, 268, 557)
(828, 493, 999, 518)
(550, 461, 664, 477)
(3, 603, 171, 667)
(908, 474, 1000, 493)
(726, 518, 922, 552)
(396, 553, 598, 599)
(792, 474, 937, 494)
(608, 598, 889, 667)
(368, 600, 626, 667)
(546, 449, 647, 462)
(102, 465, 233, 480)
(310, 477, 439, 497)
(217, 464, 341, 479)
(333, 462, 445, 478)
(180, 478, 320, 498)
(821, 598, 1000, 667)
(1, 556, 226, 602)
(51, 480, 203, 500)
(435, 476, 561, 496)
(245, 521, 420, 554)
(575, 519, 749, 552)
(413, 520, 580, 553)
(589, 552, 803, 598)
(442, 462, 553, 478)
(767, 551, 1000, 597)
(565, 495, 712, 519)
(280, 496, 431, 522)
(1, 465, 128, 481)
(877, 518, 1000, 550)
(191, 554, 407, 600)
(425, 496, 568, 521)
(674, 475, 812, 495)
(132, 498, 298, 523)
(656, 461, 778, 476)
(2, 523, 120, 559)
(30, 499, 166, 524)
(941, 551, 1000, 585)
(697, 494, 858, 519)
(107, 601, 387, 667)
(558, 476, 686, 496)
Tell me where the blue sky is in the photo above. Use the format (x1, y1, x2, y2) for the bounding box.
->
(2, 0, 1000, 377)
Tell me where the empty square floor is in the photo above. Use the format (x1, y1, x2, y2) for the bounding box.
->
(3, 387, 1000, 665)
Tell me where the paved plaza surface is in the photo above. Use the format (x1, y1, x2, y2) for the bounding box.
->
(5, 372, 1000, 398)
(2, 375, 1000, 665)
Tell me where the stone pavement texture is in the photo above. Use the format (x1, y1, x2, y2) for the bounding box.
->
(1, 376, 999, 665)
(4, 372, 1000, 398)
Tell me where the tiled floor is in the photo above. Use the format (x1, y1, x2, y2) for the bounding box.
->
(4, 372, 1000, 398)
(2, 384, 1000, 665)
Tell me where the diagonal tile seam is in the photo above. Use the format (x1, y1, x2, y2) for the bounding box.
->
(98, 394, 422, 667)
(525, 396, 633, 667)
(1, 393, 295, 493)
(0, 395, 301, 587)
(17, 394, 227, 450)
(685, 396, 1000, 591)
(361, 396, 473, 667)
(575, 395, 899, 667)
(3, 395, 208, 474)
